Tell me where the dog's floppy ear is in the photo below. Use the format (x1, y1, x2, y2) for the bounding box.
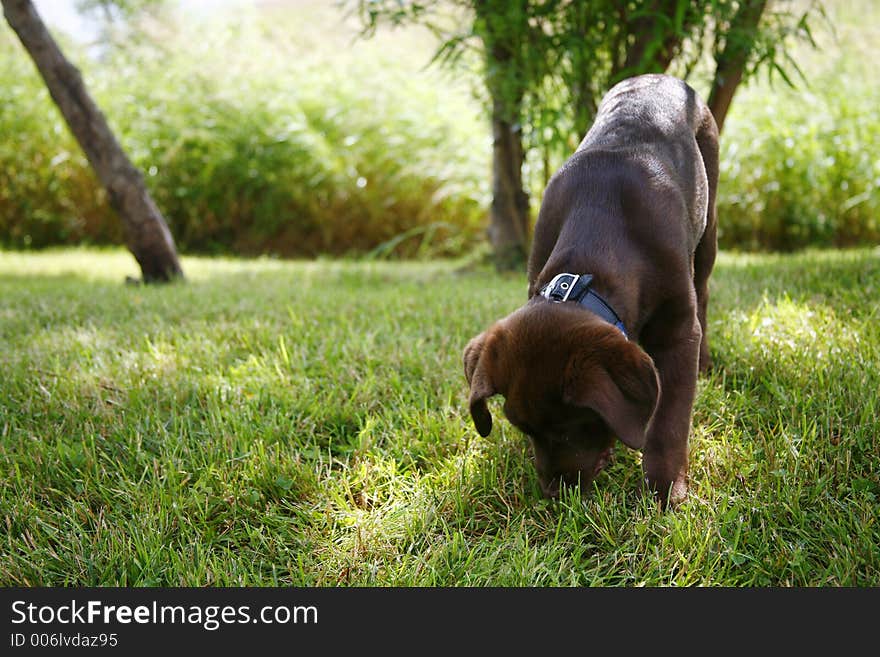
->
(563, 338, 659, 449)
(463, 330, 503, 437)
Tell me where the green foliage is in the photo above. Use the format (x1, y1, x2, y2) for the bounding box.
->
(0, 14, 488, 257)
(718, 83, 880, 250)
(1, 247, 878, 585)
(0, 36, 118, 248)
(75, 0, 170, 24)
(75, 0, 165, 16)
(352, 1, 826, 162)
(1, 2, 877, 254)
(716, 1, 880, 250)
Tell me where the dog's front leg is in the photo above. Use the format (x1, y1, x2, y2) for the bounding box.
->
(640, 312, 702, 508)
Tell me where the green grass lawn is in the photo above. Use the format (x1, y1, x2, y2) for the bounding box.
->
(1, 247, 878, 586)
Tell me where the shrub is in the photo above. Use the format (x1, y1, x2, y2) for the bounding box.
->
(2, 4, 878, 256)
(716, 0, 880, 251)
(717, 76, 880, 251)
(0, 35, 119, 248)
(0, 14, 489, 258)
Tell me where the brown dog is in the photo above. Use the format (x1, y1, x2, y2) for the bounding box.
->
(463, 74, 719, 507)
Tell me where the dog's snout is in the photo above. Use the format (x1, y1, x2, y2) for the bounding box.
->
(535, 446, 614, 499)
(538, 470, 593, 499)
(540, 476, 561, 499)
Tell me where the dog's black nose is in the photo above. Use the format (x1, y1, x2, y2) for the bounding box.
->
(539, 476, 561, 499)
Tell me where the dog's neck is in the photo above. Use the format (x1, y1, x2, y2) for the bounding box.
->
(538, 273, 628, 338)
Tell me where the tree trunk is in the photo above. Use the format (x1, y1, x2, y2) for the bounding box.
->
(475, 0, 531, 271)
(620, 10, 680, 79)
(707, 0, 768, 133)
(567, 3, 598, 143)
(2, 0, 183, 283)
(488, 95, 529, 271)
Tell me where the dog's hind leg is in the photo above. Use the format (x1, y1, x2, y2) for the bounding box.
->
(693, 106, 719, 374)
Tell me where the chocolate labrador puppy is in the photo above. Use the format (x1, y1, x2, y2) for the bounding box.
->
(463, 74, 719, 507)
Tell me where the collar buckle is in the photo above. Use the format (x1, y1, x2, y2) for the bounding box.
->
(540, 273, 587, 303)
(538, 272, 627, 339)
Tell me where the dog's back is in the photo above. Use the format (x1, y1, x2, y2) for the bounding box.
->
(527, 74, 718, 294)
(580, 74, 709, 156)
(581, 75, 711, 245)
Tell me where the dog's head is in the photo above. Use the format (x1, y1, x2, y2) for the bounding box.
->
(463, 302, 659, 498)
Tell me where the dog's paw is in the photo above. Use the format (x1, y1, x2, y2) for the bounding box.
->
(643, 474, 688, 510)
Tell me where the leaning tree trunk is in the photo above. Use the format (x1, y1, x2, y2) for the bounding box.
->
(707, 0, 768, 133)
(2, 0, 183, 282)
(488, 95, 530, 271)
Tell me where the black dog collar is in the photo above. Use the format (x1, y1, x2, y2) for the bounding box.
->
(539, 273, 628, 338)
